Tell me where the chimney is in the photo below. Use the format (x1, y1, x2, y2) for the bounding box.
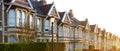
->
(85, 18, 88, 21)
(68, 9, 74, 17)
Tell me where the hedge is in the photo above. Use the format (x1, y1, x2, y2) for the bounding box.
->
(0, 42, 65, 51)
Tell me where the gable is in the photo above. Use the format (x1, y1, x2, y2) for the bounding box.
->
(85, 22, 91, 30)
(63, 15, 70, 23)
(61, 12, 71, 24)
(49, 7, 59, 17)
(94, 25, 98, 33)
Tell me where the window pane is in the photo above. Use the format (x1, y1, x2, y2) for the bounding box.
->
(44, 20, 49, 31)
(17, 10, 21, 26)
(22, 11, 26, 27)
(29, 15, 33, 28)
(8, 9, 15, 26)
(37, 19, 40, 31)
(58, 26, 62, 36)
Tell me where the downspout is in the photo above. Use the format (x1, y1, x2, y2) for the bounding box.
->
(2, 0, 4, 43)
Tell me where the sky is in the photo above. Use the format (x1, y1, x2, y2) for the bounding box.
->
(46, 0, 120, 37)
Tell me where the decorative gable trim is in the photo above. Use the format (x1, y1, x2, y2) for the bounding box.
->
(66, 13, 71, 24)
(61, 11, 71, 24)
(47, 2, 60, 19)
(27, 0, 33, 9)
(61, 12, 66, 22)
(47, 3, 54, 15)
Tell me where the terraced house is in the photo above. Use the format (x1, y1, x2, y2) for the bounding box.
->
(0, 0, 120, 51)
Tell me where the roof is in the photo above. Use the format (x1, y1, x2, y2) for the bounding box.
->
(58, 12, 65, 19)
(30, 0, 53, 15)
(30, 0, 44, 15)
(70, 17, 79, 26)
(57, 12, 65, 24)
(4, 0, 32, 9)
(90, 25, 95, 31)
(79, 21, 87, 26)
(40, 4, 53, 15)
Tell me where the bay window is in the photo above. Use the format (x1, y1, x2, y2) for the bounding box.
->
(8, 9, 15, 26)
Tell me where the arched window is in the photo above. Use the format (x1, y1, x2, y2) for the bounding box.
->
(17, 10, 21, 26)
(8, 9, 15, 26)
(44, 20, 49, 31)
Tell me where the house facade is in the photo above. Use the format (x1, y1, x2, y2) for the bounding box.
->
(0, 0, 120, 51)
(90, 24, 99, 49)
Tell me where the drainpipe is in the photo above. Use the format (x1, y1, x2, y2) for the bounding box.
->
(2, 0, 4, 43)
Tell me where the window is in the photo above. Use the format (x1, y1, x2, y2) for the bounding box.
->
(37, 39, 40, 42)
(79, 29, 82, 38)
(8, 9, 15, 26)
(22, 11, 26, 27)
(29, 15, 34, 28)
(66, 26, 69, 37)
(37, 18, 40, 31)
(58, 26, 62, 36)
(63, 26, 67, 37)
(8, 35, 16, 43)
(70, 27, 74, 39)
(44, 20, 49, 31)
(17, 10, 21, 26)
(82, 32, 86, 40)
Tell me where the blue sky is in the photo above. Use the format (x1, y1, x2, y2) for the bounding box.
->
(46, 0, 120, 37)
